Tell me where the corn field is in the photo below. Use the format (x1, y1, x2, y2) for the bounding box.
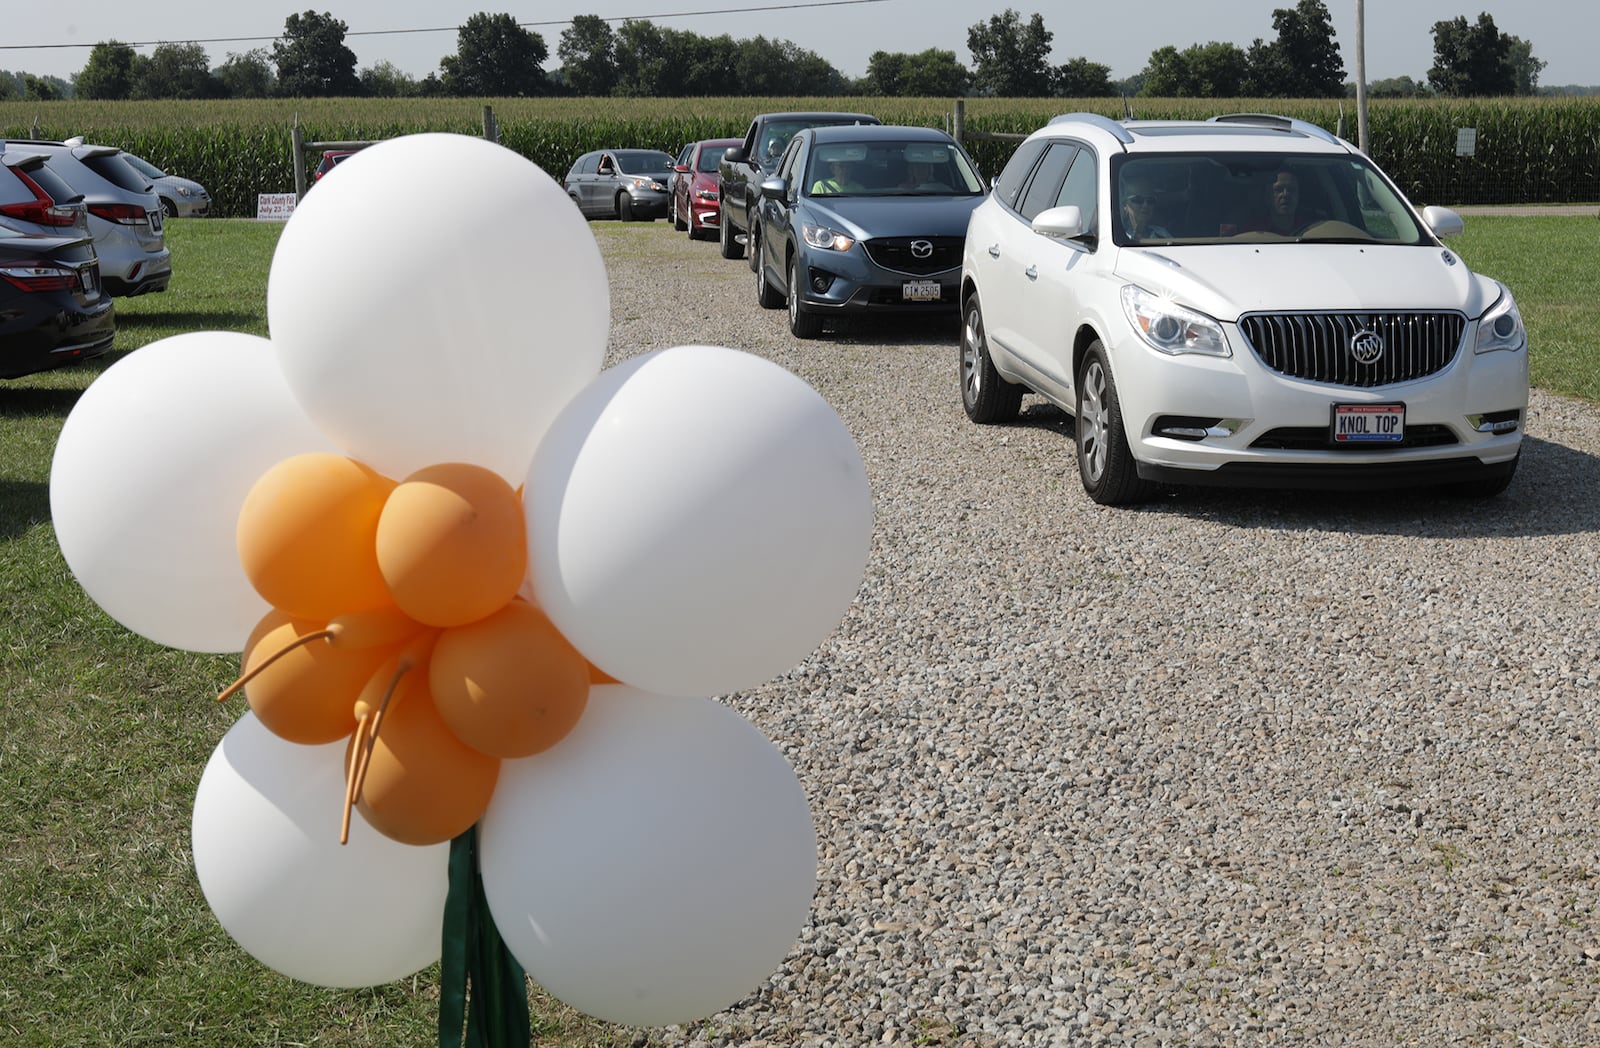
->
(3, 96, 1595, 217)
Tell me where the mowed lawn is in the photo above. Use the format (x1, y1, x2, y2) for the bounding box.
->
(1, 212, 1596, 1047)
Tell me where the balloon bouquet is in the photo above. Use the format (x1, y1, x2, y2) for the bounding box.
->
(49, 134, 873, 1036)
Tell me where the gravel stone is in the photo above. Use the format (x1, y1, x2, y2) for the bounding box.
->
(592, 221, 1600, 1046)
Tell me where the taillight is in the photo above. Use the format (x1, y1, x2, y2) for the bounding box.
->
(87, 202, 151, 225)
(0, 170, 83, 227)
(0, 259, 83, 293)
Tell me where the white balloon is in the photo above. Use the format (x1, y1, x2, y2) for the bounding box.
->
(526, 345, 873, 697)
(267, 133, 609, 486)
(479, 686, 817, 1027)
(191, 711, 449, 988)
(50, 332, 337, 653)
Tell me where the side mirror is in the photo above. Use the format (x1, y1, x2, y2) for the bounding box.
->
(1032, 205, 1086, 240)
(723, 145, 747, 164)
(674, 164, 690, 173)
(1419, 204, 1465, 240)
(759, 177, 789, 201)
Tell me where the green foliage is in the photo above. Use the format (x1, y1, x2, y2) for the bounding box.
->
(76, 42, 138, 100)
(2, 95, 1595, 215)
(1429, 13, 1518, 96)
(136, 42, 223, 101)
(273, 10, 361, 98)
(441, 13, 551, 97)
(865, 49, 971, 98)
(966, 9, 1055, 97)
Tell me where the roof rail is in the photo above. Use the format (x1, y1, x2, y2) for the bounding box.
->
(1048, 112, 1135, 145)
(1208, 113, 1342, 146)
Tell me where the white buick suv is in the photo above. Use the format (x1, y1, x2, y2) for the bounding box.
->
(958, 113, 1528, 506)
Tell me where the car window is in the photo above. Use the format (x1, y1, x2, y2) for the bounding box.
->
(1056, 149, 1098, 233)
(1016, 142, 1078, 223)
(993, 139, 1050, 213)
(1108, 152, 1429, 246)
(81, 153, 151, 194)
(695, 147, 725, 174)
(616, 151, 675, 174)
(574, 155, 598, 176)
(776, 138, 804, 185)
(676, 144, 694, 168)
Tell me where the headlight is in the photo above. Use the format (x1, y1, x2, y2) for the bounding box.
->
(1475, 283, 1527, 354)
(1120, 285, 1230, 357)
(696, 189, 719, 201)
(802, 223, 854, 251)
(627, 176, 666, 191)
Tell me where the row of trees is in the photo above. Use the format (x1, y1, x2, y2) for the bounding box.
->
(4, 5, 1551, 102)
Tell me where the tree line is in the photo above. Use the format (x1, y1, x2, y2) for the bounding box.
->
(1, 3, 1557, 102)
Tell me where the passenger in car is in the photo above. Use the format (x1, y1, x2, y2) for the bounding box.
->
(1120, 178, 1171, 240)
(812, 158, 864, 195)
(1247, 168, 1321, 234)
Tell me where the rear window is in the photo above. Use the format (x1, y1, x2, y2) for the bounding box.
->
(4, 160, 81, 205)
(81, 153, 152, 194)
(616, 151, 674, 174)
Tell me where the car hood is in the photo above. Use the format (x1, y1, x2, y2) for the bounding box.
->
(805, 196, 986, 240)
(1114, 243, 1500, 321)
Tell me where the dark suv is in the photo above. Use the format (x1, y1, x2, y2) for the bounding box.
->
(716, 111, 879, 262)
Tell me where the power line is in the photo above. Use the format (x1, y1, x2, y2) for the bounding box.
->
(2, 0, 890, 56)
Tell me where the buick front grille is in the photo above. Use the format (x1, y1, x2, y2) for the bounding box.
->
(864, 237, 963, 276)
(1238, 311, 1466, 388)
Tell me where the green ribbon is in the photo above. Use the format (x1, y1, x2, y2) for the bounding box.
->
(440, 825, 533, 1048)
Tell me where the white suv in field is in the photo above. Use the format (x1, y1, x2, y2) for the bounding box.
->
(959, 112, 1528, 505)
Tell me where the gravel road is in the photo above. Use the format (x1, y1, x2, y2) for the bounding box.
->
(591, 220, 1600, 1047)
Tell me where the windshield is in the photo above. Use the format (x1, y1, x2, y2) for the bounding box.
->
(1110, 152, 1429, 247)
(695, 147, 726, 174)
(806, 140, 984, 197)
(615, 151, 675, 175)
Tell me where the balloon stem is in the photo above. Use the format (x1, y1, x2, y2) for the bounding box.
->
(217, 627, 335, 703)
(338, 661, 410, 846)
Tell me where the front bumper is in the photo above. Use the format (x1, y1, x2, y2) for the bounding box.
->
(793, 251, 960, 315)
(1114, 317, 1528, 488)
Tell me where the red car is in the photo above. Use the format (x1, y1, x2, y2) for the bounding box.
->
(313, 149, 358, 183)
(671, 138, 741, 241)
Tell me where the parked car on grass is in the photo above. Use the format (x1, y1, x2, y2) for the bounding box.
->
(672, 137, 742, 240)
(751, 125, 987, 339)
(313, 149, 358, 183)
(0, 224, 115, 379)
(9, 137, 170, 297)
(1, 147, 91, 238)
(958, 112, 1529, 505)
(119, 153, 211, 218)
(562, 150, 677, 221)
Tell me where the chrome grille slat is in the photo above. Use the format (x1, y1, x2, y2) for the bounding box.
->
(1238, 311, 1466, 388)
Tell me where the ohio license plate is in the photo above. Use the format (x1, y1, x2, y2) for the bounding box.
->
(148, 209, 163, 234)
(903, 280, 941, 302)
(1331, 402, 1405, 443)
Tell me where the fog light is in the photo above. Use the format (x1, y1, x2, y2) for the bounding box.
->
(1468, 409, 1521, 434)
(810, 271, 834, 293)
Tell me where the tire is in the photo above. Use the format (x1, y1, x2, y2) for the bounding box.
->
(747, 209, 760, 272)
(787, 255, 823, 339)
(719, 205, 744, 259)
(959, 292, 1023, 423)
(1076, 341, 1158, 506)
(618, 193, 635, 221)
(672, 196, 687, 231)
(755, 241, 783, 309)
(160, 198, 178, 219)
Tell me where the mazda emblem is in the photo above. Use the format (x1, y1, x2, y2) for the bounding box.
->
(1349, 328, 1385, 364)
(910, 240, 933, 259)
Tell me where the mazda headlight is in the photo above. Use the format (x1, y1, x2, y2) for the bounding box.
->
(1121, 286, 1229, 357)
(1474, 283, 1527, 355)
(802, 223, 854, 251)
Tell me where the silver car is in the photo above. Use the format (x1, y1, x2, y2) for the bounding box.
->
(120, 153, 211, 218)
(17, 137, 171, 297)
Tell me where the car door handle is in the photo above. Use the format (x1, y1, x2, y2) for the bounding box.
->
(1025, 265, 1038, 281)
(987, 244, 1000, 259)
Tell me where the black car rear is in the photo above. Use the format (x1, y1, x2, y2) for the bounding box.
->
(0, 230, 115, 379)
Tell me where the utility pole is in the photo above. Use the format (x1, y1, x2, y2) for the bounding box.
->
(1355, 0, 1369, 152)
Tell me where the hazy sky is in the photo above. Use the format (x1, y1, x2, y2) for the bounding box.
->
(9, 0, 1596, 88)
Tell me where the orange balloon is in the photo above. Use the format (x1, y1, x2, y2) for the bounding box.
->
(351, 659, 500, 847)
(240, 610, 398, 745)
(237, 453, 395, 621)
(376, 463, 527, 628)
(430, 600, 590, 759)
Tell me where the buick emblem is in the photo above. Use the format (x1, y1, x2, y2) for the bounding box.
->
(1350, 328, 1385, 364)
(909, 239, 933, 259)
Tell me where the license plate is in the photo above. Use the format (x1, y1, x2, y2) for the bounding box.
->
(148, 209, 163, 234)
(80, 266, 98, 294)
(903, 280, 941, 302)
(1331, 402, 1405, 443)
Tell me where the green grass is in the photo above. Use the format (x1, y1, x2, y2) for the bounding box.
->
(1449, 214, 1600, 402)
(1, 214, 1596, 1046)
